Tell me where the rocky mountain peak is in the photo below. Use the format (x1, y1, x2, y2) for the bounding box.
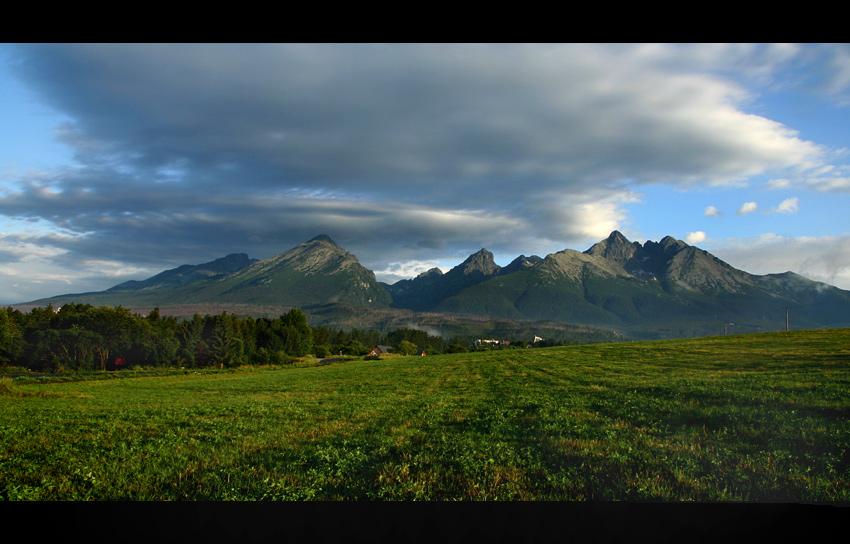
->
(417, 267, 444, 279)
(308, 234, 338, 245)
(608, 230, 630, 243)
(659, 236, 688, 253)
(456, 249, 500, 276)
(501, 254, 543, 275)
(237, 234, 355, 281)
(585, 230, 640, 267)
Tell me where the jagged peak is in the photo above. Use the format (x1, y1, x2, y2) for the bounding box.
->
(248, 234, 354, 276)
(585, 230, 639, 265)
(459, 248, 494, 264)
(659, 235, 687, 249)
(509, 254, 542, 265)
(456, 248, 500, 275)
(502, 254, 543, 275)
(608, 230, 630, 243)
(307, 234, 337, 245)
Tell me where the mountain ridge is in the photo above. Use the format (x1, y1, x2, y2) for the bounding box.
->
(107, 253, 258, 292)
(21, 232, 850, 339)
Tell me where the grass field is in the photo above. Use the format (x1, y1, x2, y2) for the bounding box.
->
(2, 329, 849, 501)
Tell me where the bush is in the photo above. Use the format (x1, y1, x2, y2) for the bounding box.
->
(271, 350, 295, 365)
(0, 366, 31, 375)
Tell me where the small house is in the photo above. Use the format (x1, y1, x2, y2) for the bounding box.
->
(367, 345, 393, 356)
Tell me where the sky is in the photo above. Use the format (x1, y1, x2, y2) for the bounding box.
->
(2, 43, 850, 304)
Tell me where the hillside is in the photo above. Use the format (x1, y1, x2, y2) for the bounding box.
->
(106, 253, 258, 292)
(27, 235, 392, 310)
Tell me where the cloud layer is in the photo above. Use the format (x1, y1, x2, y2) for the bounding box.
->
(711, 234, 850, 290)
(1, 44, 847, 301)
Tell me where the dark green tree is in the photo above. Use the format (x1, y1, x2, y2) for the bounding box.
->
(446, 343, 469, 353)
(341, 339, 368, 356)
(395, 340, 418, 356)
(177, 314, 206, 367)
(80, 306, 136, 370)
(279, 308, 313, 357)
(0, 308, 23, 367)
(209, 312, 244, 368)
(36, 326, 100, 371)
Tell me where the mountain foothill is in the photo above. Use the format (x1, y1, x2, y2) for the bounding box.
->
(21, 232, 850, 340)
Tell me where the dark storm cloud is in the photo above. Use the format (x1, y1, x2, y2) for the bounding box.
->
(1, 43, 829, 298)
(13, 44, 820, 190)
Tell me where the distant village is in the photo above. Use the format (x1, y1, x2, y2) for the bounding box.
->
(475, 336, 544, 349)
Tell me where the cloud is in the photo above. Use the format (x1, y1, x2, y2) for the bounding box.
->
(804, 176, 850, 193)
(765, 178, 791, 189)
(710, 233, 850, 290)
(820, 44, 850, 106)
(0, 228, 159, 303)
(704, 205, 722, 217)
(772, 197, 800, 214)
(0, 43, 841, 300)
(685, 231, 707, 244)
(10, 44, 827, 189)
(737, 202, 759, 215)
(371, 261, 449, 285)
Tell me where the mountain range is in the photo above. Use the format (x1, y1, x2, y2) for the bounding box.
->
(21, 232, 850, 339)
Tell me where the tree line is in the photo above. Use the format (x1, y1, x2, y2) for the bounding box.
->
(0, 304, 552, 372)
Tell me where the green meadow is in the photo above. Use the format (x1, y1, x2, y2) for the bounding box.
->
(2, 329, 849, 501)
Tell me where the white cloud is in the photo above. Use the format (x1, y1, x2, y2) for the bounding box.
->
(686, 231, 707, 244)
(805, 176, 850, 193)
(737, 202, 759, 215)
(765, 178, 791, 189)
(822, 44, 850, 106)
(773, 197, 800, 214)
(704, 205, 722, 217)
(709, 233, 850, 290)
(372, 261, 449, 285)
(528, 189, 638, 248)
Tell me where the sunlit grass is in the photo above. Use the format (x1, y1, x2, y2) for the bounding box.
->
(2, 329, 848, 500)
